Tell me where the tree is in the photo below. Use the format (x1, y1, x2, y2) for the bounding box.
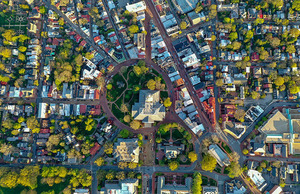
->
(163, 97, 172, 108)
(216, 79, 224, 87)
(228, 32, 238, 41)
(208, 4, 217, 19)
(251, 91, 260, 99)
(168, 161, 179, 171)
(279, 84, 286, 92)
(2, 118, 14, 129)
(128, 25, 139, 34)
(123, 115, 131, 123)
(130, 120, 141, 130)
(286, 45, 296, 54)
(270, 37, 281, 48)
(245, 30, 254, 40)
(96, 77, 105, 88)
(274, 76, 284, 86)
(268, 62, 277, 68)
(18, 53, 25, 61)
(118, 162, 127, 169)
(104, 142, 113, 155)
(180, 22, 187, 30)
(195, 2, 203, 13)
(226, 162, 243, 178)
(188, 151, 198, 162)
(147, 79, 156, 90)
(231, 41, 241, 50)
(253, 18, 264, 25)
(18, 46, 27, 52)
(120, 104, 128, 113)
(289, 85, 299, 94)
(39, 6, 47, 14)
(120, 129, 130, 138)
(128, 162, 138, 169)
(26, 116, 39, 130)
(128, 172, 136, 178)
(192, 172, 202, 194)
(234, 109, 246, 122)
(94, 157, 105, 166)
(292, 0, 300, 11)
(105, 171, 115, 180)
(0, 48, 12, 58)
(289, 28, 300, 38)
(242, 149, 249, 155)
(201, 154, 217, 172)
(279, 179, 286, 188)
(58, 18, 64, 26)
(106, 84, 112, 90)
(116, 171, 126, 180)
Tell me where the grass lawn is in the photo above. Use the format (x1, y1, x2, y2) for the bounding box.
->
(202, 176, 208, 185)
(214, 167, 221, 174)
(112, 104, 124, 122)
(172, 129, 183, 140)
(160, 91, 168, 99)
(209, 179, 217, 186)
(221, 142, 232, 154)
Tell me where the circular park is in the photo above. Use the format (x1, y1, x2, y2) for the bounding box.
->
(106, 61, 171, 130)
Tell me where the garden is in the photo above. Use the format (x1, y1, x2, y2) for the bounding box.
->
(106, 60, 169, 128)
(155, 123, 196, 168)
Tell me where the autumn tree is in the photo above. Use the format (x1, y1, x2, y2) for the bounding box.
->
(201, 154, 217, 172)
(147, 79, 156, 90)
(128, 25, 139, 34)
(188, 151, 198, 162)
(128, 162, 138, 169)
(251, 91, 260, 99)
(270, 37, 281, 48)
(216, 79, 224, 87)
(120, 104, 128, 113)
(163, 97, 172, 107)
(116, 171, 126, 180)
(104, 142, 113, 155)
(94, 157, 105, 166)
(130, 120, 141, 130)
(234, 109, 246, 122)
(180, 21, 187, 30)
(105, 170, 115, 180)
(123, 115, 131, 123)
(226, 162, 243, 178)
(274, 76, 284, 86)
(168, 161, 179, 171)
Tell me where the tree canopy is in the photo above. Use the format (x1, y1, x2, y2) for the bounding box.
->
(201, 154, 217, 172)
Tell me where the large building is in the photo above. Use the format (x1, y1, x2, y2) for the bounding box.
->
(113, 138, 140, 163)
(157, 176, 192, 194)
(171, 0, 198, 14)
(258, 108, 300, 155)
(208, 144, 230, 167)
(132, 90, 166, 127)
(100, 179, 139, 194)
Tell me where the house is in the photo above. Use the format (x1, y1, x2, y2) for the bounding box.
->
(268, 185, 283, 194)
(157, 176, 192, 194)
(247, 170, 267, 191)
(101, 179, 139, 194)
(114, 138, 140, 163)
(225, 179, 246, 194)
(253, 67, 262, 78)
(188, 11, 200, 25)
(132, 90, 166, 127)
(208, 144, 230, 167)
(157, 144, 185, 159)
(202, 186, 218, 194)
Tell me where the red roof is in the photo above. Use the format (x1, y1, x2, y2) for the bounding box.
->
(90, 143, 100, 155)
(156, 5, 163, 12)
(80, 105, 87, 114)
(79, 40, 87, 47)
(74, 34, 82, 43)
(52, 38, 59, 46)
(94, 89, 100, 100)
(69, 31, 76, 36)
(94, 36, 101, 42)
(81, 15, 90, 22)
(40, 129, 50, 133)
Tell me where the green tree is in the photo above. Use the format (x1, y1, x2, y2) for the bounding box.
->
(106, 84, 112, 90)
(292, 0, 300, 11)
(226, 162, 243, 178)
(195, 2, 203, 13)
(228, 32, 238, 41)
(201, 154, 217, 172)
(103, 142, 113, 155)
(242, 149, 249, 155)
(192, 172, 202, 194)
(286, 45, 296, 54)
(18, 46, 27, 52)
(120, 129, 130, 138)
(39, 6, 47, 14)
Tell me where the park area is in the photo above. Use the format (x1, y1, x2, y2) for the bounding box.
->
(155, 123, 195, 166)
(106, 61, 168, 128)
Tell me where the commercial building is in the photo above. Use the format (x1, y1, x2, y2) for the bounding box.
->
(157, 176, 192, 194)
(101, 179, 139, 194)
(113, 138, 140, 163)
(208, 144, 230, 167)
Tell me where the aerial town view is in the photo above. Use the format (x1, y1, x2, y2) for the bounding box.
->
(1, 0, 300, 193)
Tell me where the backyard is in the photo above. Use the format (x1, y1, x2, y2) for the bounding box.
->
(106, 61, 168, 126)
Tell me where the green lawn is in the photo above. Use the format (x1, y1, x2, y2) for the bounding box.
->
(221, 142, 232, 153)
